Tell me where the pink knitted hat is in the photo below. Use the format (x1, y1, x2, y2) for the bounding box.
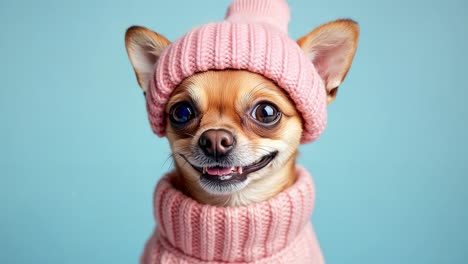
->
(146, 0, 327, 143)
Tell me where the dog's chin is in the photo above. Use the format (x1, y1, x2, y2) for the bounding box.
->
(184, 151, 278, 195)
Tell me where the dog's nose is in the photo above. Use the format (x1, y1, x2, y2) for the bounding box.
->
(199, 129, 235, 158)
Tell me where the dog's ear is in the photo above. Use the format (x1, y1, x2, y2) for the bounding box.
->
(297, 19, 359, 104)
(125, 26, 170, 92)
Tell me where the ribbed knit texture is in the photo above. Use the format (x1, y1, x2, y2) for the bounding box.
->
(141, 166, 324, 263)
(146, 0, 327, 144)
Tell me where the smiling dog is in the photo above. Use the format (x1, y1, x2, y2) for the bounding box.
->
(125, 0, 358, 263)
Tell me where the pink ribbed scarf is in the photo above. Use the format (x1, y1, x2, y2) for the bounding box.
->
(141, 166, 324, 263)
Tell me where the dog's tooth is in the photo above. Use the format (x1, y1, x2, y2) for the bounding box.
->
(238, 166, 243, 174)
(203, 167, 207, 174)
(220, 175, 232, 181)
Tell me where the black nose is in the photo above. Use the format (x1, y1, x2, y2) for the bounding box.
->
(198, 129, 235, 159)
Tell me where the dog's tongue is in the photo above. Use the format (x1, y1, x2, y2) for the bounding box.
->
(206, 166, 234, 176)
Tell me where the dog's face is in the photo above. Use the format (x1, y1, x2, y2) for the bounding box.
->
(125, 19, 359, 205)
(165, 70, 302, 202)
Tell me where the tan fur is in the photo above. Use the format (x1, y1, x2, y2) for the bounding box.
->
(166, 70, 302, 206)
(125, 20, 359, 207)
(125, 26, 170, 91)
(297, 19, 359, 104)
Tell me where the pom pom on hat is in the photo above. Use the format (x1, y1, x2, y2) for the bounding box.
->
(225, 0, 290, 33)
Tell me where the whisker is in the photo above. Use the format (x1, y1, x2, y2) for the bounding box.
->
(162, 153, 174, 169)
(165, 130, 196, 138)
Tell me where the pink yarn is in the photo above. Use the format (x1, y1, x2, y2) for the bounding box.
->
(146, 0, 327, 144)
(141, 166, 324, 263)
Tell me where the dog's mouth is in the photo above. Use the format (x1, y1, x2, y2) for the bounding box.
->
(187, 151, 278, 185)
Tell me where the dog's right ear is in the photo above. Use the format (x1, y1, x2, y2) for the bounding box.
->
(125, 26, 170, 92)
(297, 19, 359, 104)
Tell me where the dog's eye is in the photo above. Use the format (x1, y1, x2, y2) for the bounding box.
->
(251, 102, 281, 125)
(170, 102, 194, 124)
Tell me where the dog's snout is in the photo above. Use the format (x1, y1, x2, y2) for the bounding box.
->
(199, 129, 235, 158)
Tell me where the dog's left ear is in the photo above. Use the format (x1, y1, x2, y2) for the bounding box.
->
(125, 26, 171, 92)
(298, 19, 359, 104)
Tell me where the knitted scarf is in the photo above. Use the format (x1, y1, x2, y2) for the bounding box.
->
(141, 166, 324, 263)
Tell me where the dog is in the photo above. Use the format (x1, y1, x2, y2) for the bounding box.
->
(125, 0, 358, 263)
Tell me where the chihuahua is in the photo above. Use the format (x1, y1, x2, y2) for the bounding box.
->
(125, 21, 358, 207)
(125, 1, 358, 262)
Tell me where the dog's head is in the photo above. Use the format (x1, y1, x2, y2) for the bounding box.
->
(125, 3, 358, 205)
(163, 70, 302, 198)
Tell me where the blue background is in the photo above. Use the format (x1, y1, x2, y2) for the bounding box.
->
(1, 0, 467, 263)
